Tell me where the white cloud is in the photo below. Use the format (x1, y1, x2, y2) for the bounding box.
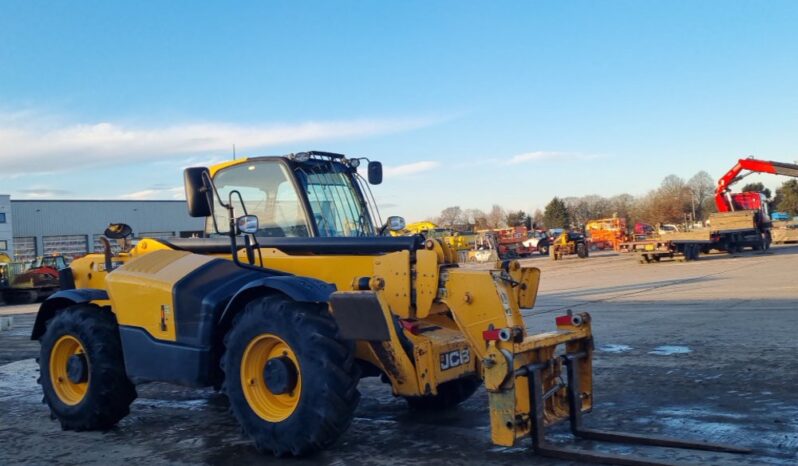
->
(13, 187, 73, 198)
(118, 186, 185, 200)
(0, 111, 444, 177)
(505, 151, 566, 165)
(384, 160, 440, 177)
(504, 151, 604, 165)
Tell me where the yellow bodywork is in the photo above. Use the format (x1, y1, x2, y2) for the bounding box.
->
(105, 250, 215, 342)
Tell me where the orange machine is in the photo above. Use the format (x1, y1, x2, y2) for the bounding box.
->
(585, 217, 628, 251)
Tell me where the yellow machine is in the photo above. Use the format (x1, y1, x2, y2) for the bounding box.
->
(32, 151, 747, 464)
(394, 221, 476, 262)
(549, 230, 589, 261)
(0, 252, 10, 289)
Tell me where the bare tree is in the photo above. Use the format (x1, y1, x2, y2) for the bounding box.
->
(609, 193, 636, 223)
(564, 195, 612, 227)
(531, 209, 544, 228)
(485, 204, 506, 229)
(463, 208, 488, 230)
(437, 206, 464, 229)
(688, 171, 715, 220)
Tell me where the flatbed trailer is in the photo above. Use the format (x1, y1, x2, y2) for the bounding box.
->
(619, 233, 710, 263)
(771, 220, 798, 244)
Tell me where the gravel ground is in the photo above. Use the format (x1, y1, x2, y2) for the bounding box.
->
(1, 245, 796, 465)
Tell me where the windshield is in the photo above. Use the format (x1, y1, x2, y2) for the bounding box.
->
(294, 160, 376, 237)
(208, 160, 310, 237)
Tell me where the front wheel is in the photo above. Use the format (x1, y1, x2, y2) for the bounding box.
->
(222, 294, 360, 456)
(538, 242, 549, 255)
(38, 304, 137, 430)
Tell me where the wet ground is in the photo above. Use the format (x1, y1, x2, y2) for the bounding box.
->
(1, 245, 796, 465)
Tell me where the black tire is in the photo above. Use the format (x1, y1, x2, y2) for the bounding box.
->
(38, 304, 137, 430)
(404, 376, 481, 410)
(538, 242, 549, 256)
(221, 294, 360, 456)
(576, 242, 588, 258)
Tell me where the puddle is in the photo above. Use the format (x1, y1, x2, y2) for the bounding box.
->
(648, 345, 691, 356)
(597, 344, 633, 353)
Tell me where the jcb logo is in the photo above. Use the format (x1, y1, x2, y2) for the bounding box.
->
(440, 348, 470, 371)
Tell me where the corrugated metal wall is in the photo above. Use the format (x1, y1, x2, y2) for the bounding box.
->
(0, 195, 12, 257)
(10, 200, 205, 259)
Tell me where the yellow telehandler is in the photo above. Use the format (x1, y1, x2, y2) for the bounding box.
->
(32, 151, 747, 464)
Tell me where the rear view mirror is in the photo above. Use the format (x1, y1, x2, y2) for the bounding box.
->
(386, 216, 406, 231)
(368, 161, 383, 185)
(184, 167, 212, 217)
(236, 215, 259, 234)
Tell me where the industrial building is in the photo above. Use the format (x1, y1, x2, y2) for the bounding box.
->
(4, 197, 205, 261)
(0, 195, 12, 258)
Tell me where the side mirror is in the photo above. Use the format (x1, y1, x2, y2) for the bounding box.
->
(385, 216, 405, 232)
(236, 215, 259, 234)
(368, 161, 383, 185)
(184, 167, 213, 217)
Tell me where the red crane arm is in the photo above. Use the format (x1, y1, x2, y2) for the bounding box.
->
(715, 158, 798, 212)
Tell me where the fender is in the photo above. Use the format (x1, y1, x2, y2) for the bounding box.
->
(218, 275, 336, 328)
(31, 288, 109, 340)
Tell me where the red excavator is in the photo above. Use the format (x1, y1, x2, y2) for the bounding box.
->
(1, 254, 67, 304)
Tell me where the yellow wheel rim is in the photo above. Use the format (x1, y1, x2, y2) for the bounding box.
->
(241, 334, 301, 422)
(49, 335, 89, 405)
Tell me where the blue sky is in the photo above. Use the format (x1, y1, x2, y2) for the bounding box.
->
(1, 1, 797, 220)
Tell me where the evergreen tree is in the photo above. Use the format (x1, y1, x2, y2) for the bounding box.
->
(543, 197, 570, 228)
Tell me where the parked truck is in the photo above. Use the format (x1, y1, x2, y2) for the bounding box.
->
(621, 157, 798, 263)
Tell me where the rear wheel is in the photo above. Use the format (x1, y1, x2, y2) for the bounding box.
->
(38, 304, 136, 430)
(222, 294, 360, 456)
(404, 376, 481, 410)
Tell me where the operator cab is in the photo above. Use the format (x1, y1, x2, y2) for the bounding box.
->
(177, 151, 415, 258)
(203, 152, 403, 238)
